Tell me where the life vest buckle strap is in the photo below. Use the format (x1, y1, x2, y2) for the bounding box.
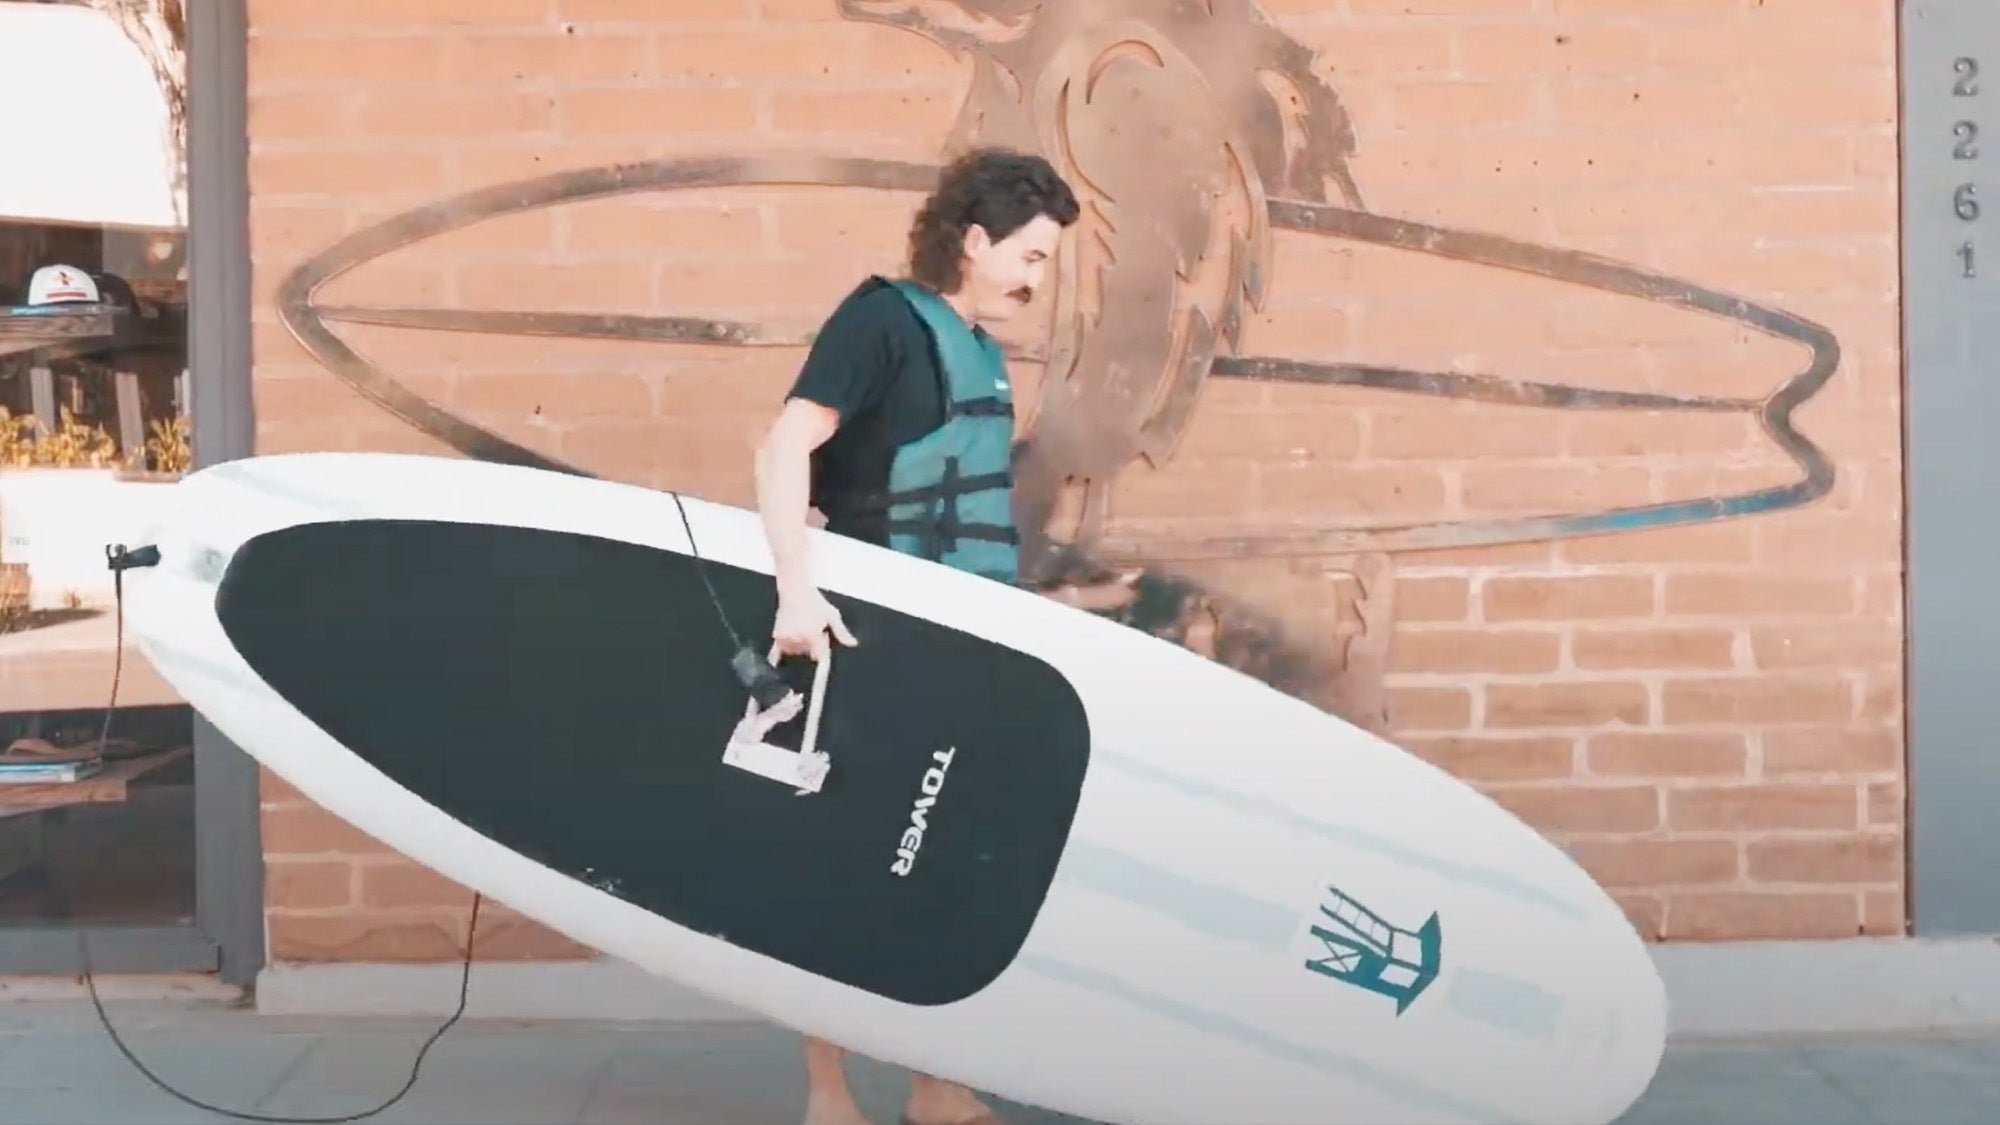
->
(884, 517, 1019, 561)
(882, 518, 1019, 543)
(946, 396, 1010, 419)
(823, 469, 1013, 517)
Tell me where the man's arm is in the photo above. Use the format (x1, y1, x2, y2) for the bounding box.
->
(754, 396, 841, 601)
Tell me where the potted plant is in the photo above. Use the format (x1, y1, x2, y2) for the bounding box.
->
(0, 404, 186, 611)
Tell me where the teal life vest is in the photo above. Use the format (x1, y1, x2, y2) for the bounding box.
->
(829, 279, 1020, 585)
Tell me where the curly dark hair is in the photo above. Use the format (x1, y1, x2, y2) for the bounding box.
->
(907, 147, 1080, 294)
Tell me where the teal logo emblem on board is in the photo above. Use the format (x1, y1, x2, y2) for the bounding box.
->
(1303, 885, 1442, 1015)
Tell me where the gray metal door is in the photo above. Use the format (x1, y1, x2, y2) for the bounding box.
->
(1905, 0, 2000, 935)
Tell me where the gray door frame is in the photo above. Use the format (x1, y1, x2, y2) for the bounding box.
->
(1904, 0, 2000, 936)
(0, 0, 263, 984)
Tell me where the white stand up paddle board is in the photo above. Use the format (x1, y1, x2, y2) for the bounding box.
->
(117, 452, 1666, 1125)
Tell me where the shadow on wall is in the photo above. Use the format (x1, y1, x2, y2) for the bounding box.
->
(272, 0, 1841, 732)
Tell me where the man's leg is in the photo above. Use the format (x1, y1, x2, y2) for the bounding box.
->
(803, 1038, 1000, 1125)
(803, 1036, 874, 1125)
(904, 1072, 999, 1125)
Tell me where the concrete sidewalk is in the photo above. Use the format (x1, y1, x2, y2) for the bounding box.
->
(6, 999, 2000, 1125)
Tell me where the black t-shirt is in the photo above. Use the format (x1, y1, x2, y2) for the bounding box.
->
(786, 276, 952, 547)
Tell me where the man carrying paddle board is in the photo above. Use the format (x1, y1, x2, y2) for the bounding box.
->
(752, 146, 1129, 1125)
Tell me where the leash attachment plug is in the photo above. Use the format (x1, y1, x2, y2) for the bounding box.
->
(105, 543, 161, 572)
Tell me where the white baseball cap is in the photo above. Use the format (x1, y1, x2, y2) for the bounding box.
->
(25, 263, 101, 306)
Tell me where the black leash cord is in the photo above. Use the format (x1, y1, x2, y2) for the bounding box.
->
(81, 543, 475, 1122)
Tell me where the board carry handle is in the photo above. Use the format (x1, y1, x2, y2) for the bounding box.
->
(770, 642, 833, 763)
(720, 645, 834, 795)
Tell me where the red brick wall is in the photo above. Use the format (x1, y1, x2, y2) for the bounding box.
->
(244, 0, 1903, 963)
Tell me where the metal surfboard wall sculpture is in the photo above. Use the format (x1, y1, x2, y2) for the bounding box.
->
(275, 153, 1839, 560)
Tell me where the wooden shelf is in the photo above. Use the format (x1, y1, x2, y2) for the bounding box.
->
(0, 745, 190, 813)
